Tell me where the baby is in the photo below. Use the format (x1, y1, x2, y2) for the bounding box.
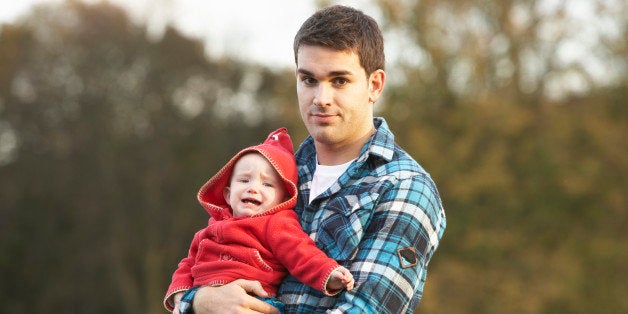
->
(164, 128, 354, 314)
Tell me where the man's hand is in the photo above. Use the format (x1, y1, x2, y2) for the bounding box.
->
(172, 291, 184, 314)
(192, 279, 281, 314)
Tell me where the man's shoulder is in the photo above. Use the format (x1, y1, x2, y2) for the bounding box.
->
(294, 136, 315, 165)
(369, 117, 424, 172)
(370, 144, 427, 178)
(360, 140, 442, 206)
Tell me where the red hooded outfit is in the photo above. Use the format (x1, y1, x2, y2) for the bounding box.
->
(164, 128, 344, 311)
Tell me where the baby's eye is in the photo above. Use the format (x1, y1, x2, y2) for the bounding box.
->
(263, 182, 274, 187)
(238, 178, 249, 183)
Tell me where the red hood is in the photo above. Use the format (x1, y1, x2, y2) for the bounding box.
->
(197, 128, 298, 220)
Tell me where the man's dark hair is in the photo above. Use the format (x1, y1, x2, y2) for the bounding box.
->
(293, 5, 385, 75)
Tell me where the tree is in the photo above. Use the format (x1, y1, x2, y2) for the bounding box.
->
(0, 1, 294, 313)
(1, 0, 625, 312)
(373, 0, 627, 312)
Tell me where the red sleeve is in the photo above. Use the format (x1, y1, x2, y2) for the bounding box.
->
(266, 211, 343, 296)
(163, 228, 205, 311)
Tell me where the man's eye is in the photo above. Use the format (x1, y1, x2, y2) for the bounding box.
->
(333, 78, 348, 85)
(302, 77, 316, 85)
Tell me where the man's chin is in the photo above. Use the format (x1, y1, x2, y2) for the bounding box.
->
(308, 126, 337, 142)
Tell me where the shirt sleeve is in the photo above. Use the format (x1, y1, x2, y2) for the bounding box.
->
(267, 210, 344, 296)
(331, 174, 446, 313)
(163, 228, 204, 311)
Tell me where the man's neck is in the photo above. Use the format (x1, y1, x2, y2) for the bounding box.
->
(314, 129, 374, 166)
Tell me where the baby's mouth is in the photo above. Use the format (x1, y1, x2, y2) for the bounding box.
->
(242, 198, 261, 206)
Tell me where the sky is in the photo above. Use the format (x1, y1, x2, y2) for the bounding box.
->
(2, 0, 623, 98)
(0, 0, 377, 68)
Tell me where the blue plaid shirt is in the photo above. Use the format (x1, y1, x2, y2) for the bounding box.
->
(277, 117, 446, 313)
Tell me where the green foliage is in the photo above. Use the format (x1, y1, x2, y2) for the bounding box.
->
(0, 2, 295, 313)
(375, 0, 627, 312)
(0, 0, 625, 313)
(400, 89, 627, 313)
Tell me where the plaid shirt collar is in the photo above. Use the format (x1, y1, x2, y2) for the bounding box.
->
(296, 117, 395, 176)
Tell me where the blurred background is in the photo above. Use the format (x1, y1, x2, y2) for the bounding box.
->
(0, 0, 626, 313)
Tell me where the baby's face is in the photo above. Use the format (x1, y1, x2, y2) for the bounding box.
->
(223, 153, 287, 218)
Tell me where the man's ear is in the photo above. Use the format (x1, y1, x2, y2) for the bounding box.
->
(368, 69, 386, 103)
(223, 187, 231, 205)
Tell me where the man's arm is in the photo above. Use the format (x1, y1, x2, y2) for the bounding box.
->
(332, 175, 445, 313)
(192, 279, 281, 314)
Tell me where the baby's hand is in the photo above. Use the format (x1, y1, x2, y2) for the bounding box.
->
(328, 266, 355, 291)
(338, 267, 355, 290)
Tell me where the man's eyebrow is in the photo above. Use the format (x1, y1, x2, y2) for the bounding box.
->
(329, 70, 353, 77)
(297, 69, 314, 76)
(296, 69, 354, 77)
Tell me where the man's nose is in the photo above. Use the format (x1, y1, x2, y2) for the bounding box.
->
(313, 84, 332, 107)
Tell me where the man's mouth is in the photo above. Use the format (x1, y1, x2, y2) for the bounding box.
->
(311, 113, 336, 124)
(311, 110, 334, 117)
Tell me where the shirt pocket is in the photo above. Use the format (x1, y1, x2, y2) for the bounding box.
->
(316, 192, 378, 263)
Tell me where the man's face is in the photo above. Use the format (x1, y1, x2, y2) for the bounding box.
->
(295, 45, 384, 155)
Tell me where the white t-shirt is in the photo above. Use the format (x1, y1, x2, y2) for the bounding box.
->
(309, 158, 355, 204)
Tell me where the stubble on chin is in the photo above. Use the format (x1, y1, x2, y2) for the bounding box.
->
(310, 127, 339, 146)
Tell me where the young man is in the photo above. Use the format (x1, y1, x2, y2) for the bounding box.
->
(190, 5, 446, 313)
